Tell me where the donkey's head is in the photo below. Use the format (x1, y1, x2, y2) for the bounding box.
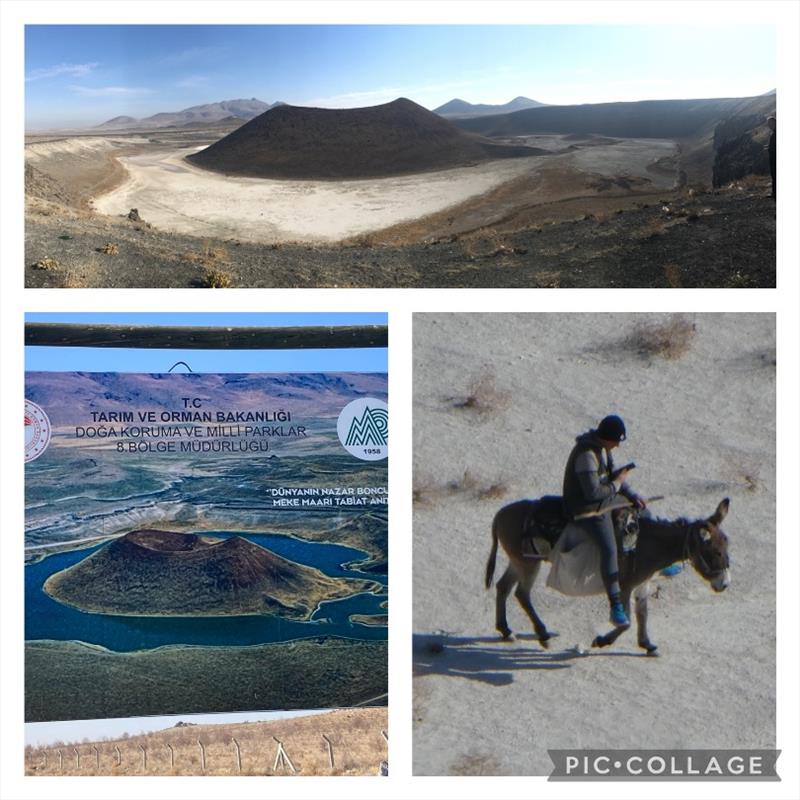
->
(687, 498, 731, 592)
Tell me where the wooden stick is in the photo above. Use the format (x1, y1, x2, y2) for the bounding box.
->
(25, 323, 387, 351)
(573, 495, 665, 520)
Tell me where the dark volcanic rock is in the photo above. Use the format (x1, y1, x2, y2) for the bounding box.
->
(44, 529, 374, 618)
(188, 97, 537, 180)
(713, 131, 770, 186)
(456, 97, 759, 139)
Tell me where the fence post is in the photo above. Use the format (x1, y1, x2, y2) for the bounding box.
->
(58, 749, 63, 773)
(93, 745, 100, 770)
(321, 734, 334, 769)
(42, 751, 48, 770)
(272, 737, 296, 773)
(380, 729, 389, 776)
(139, 744, 147, 772)
(166, 742, 175, 769)
(197, 739, 206, 773)
(73, 747, 80, 770)
(231, 738, 242, 774)
(114, 745, 121, 766)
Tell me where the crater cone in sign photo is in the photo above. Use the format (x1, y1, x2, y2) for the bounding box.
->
(44, 529, 377, 619)
(187, 97, 536, 180)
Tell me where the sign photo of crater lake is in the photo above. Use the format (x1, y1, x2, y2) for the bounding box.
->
(24, 371, 388, 722)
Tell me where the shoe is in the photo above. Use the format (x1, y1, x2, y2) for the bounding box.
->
(610, 602, 630, 627)
(660, 564, 683, 577)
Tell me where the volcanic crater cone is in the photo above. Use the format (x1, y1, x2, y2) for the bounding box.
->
(44, 529, 377, 619)
(187, 97, 537, 180)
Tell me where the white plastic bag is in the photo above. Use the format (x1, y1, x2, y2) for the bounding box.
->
(546, 522, 605, 596)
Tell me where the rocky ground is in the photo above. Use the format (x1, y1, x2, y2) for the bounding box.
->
(26, 181, 775, 289)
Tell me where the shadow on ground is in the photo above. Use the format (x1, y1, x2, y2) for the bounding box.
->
(413, 632, 651, 686)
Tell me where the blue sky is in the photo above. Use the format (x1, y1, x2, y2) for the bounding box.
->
(25, 25, 775, 129)
(25, 312, 388, 373)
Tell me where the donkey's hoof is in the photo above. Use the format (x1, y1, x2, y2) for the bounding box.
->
(537, 630, 557, 648)
(592, 635, 609, 649)
(641, 642, 659, 656)
(498, 629, 514, 641)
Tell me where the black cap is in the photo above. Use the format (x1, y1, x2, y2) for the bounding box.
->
(597, 415, 626, 442)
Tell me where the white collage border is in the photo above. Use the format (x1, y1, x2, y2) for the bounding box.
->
(1, 2, 798, 799)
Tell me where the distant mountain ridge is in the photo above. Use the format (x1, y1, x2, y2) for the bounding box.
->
(25, 371, 388, 427)
(95, 99, 285, 130)
(434, 96, 546, 118)
(455, 95, 773, 140)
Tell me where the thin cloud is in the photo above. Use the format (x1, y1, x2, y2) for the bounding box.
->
(69, 85, 152, 97)
(26, 62, 99, 82)
(174, 75, 209, 89)
(158, 46, 228, 66)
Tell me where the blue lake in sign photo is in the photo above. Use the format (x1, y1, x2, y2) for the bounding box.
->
(25, 532, 387, 652)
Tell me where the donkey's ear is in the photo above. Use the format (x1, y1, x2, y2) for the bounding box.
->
(710, 497, 730, 525)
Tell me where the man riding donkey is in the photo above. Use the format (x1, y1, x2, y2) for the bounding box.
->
(562, 414, 646, 627)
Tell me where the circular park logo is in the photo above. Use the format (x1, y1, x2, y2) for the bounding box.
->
(25, 399, 52, 463)
(337, 398, 388, 461)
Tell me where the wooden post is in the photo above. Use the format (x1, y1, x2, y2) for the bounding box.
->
(25, 323, 388, 351)
(42, 751, 48, 770)
(139, 744, 147, 772)
(57, 749, 63, 773)
(114, 745, 121, 766)
(93, 745, 100, 770)
(321, 734, 334, 769)
(271, 737, 296, 773)
(73, 747, 80, 769)
(231, 738, 242, 774)
(380, 729, 389, 776)
(166, 742, 175, 769)
(197, 739, 206, 773)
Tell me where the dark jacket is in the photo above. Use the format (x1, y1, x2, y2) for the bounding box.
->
(769, 130, 776, 173)
(562, 430, 635, 519)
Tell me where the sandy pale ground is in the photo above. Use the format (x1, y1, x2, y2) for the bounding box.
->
(89, 138, 677, 243)
(413, 313, 775, 775)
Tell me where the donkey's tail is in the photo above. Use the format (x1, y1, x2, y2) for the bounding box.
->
(485, 514, 499, 589)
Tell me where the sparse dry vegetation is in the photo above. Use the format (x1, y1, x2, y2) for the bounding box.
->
(449, 752, 506, 776)
(664, 263, 683, 287)
(199, 269, 232, 288)
(637, 218, 670, 239)
(413, 469, 509, 505)
(533, 270, 560, 288)
(727, 456, 765, 493)
(33, 257, 59, 270)
(446, 370, 510, 415)
(460, 234, 527, 260)
(24, 707, 387, 777)
(727, 270, 758, 288)
(60, 269, 91, 288)
(98, 242, 119, 255)
(184, 239, 231, 266)
(624, 314, 697, 360)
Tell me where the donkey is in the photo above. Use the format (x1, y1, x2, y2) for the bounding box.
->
(484, 496, 730, 655)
